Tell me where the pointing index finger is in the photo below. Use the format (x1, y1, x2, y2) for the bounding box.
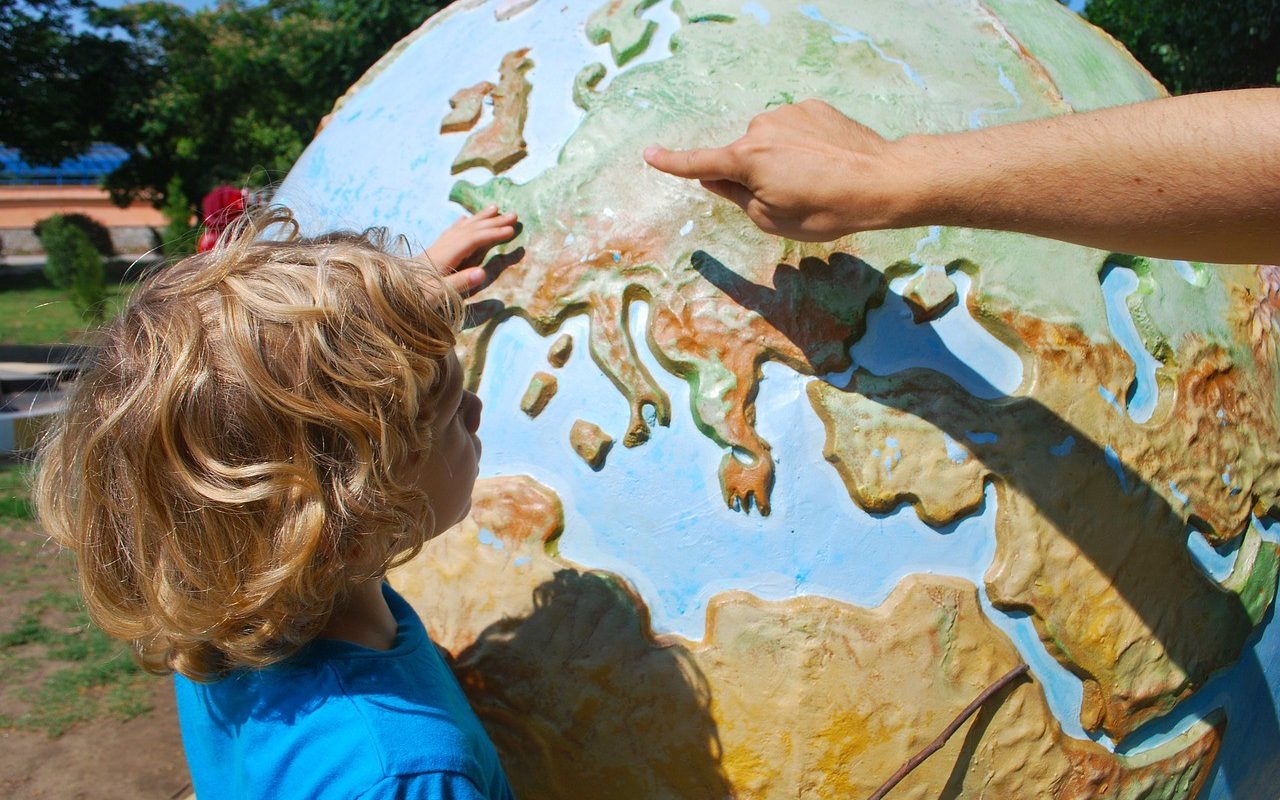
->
(644, 144, 743, 182)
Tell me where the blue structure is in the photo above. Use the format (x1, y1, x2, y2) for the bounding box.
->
(0, 144, 130, 186)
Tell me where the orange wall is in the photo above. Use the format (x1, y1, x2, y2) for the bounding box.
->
(0, 185, 166, 229)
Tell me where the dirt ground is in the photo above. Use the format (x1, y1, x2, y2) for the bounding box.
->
(0, 520, 191, 799)
(0, 680, 190, 799)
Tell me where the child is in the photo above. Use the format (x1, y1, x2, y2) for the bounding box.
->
(35, 205, 520, 800)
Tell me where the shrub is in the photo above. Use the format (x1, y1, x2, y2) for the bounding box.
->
(160, 176, 197, 259)
(1085, 0, 1280, 94)
(35, 215, 108, 322)
(33, 213, 114, 257)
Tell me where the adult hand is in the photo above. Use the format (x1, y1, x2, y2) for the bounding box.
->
(423, 206, 518, 294)
(644, 100, 907, 242)
(648, 90, 1280, 264)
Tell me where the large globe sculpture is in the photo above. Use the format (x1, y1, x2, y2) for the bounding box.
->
(278, 0, 1280, 796)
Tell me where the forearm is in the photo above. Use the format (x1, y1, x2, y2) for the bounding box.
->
(889, 89, 1280, 264)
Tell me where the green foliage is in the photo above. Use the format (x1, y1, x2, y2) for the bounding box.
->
(94, 0, 446, 212)
(69, 251, 109, 323)
(1085, 0, 1279, 94)
(6, 1, 447, 214)
(32, 213, 114, 257)
(160, 176, 197, 259)
(35, 216, 108, 322)
(0, 2, 149, 166)
(0, 462, 33, 521)
(36, 216, 89, 289)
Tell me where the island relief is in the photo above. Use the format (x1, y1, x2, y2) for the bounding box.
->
(281, 0, 1280, 794)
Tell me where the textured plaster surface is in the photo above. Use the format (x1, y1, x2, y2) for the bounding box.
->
(447, 0, 1175, 515)
(519, 371, 558, 417)
(809, 297, 1280, 739)
(572, 63, 607, 111)
(448, 0, 1100, 512)
(451, 49, 533, 174)
(392, 476, 1224, 799)
(546, 333, 574, 367)
(587, 0, 661, 66)
(283, 0, 1280, 794)
(440, 81, 495, 133)
(495, 0, 539, 20)
(569, 419, 613, 468)
(904, 268, 959, 322)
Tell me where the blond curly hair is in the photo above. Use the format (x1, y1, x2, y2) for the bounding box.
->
(35, 207, 463, 680)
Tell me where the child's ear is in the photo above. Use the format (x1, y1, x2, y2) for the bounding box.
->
(341, 534, 369, 565)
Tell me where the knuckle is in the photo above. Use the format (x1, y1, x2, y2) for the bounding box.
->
(728, 140, 753, 159)
(735, 140, 766, 163)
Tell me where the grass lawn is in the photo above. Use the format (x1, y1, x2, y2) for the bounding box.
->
(0, 460, 153, 738)
(0, 269, 135, 346)
(0, 269, 191, 795)
(0, 283, 133, 347)
(0, 463, 187, 796)
(0, 259, 152, 735)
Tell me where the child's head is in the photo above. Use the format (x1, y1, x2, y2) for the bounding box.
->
(35, 207, 483, 680)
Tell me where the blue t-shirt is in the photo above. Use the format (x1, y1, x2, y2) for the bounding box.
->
(175, 584, 515, 800)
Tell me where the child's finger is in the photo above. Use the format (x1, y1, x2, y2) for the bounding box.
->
(444, 266, 487, 295)
(455, 227, 518, 270)
(464, 226, 515, 245)
(471, 217, 517, 235)
(475, 226, 516, 245)
(471, 206, 501, 220)
(465, 212, 515, 230)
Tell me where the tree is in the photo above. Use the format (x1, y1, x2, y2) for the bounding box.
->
(1084, 0, 1279, 94)
(4, 1, 444, 223)
(0, 1, 150, 165)
(95, 0, 445, 221)
(37, 215, 108, 322)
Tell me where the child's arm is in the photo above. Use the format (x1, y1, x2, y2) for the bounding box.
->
(422, 206, 518, 293)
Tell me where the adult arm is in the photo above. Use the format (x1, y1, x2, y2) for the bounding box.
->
(643, 90, 1280, 264)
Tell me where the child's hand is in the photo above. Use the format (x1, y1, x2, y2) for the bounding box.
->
(423, 207, 518, 294)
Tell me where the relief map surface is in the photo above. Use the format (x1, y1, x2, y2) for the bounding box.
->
(279, 1, 1280, 796)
